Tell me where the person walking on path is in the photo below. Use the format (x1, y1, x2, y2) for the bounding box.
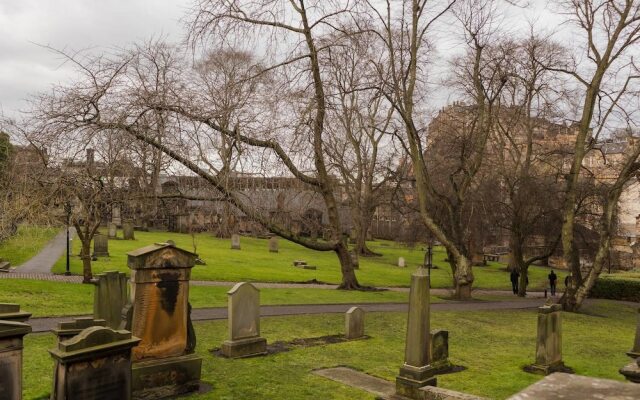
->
(510, 268, 520, 295)
(548, 270, 558, 296)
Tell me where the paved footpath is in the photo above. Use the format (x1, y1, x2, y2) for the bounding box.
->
(14, 228, 74, 274)
(28, 298, 545, 333)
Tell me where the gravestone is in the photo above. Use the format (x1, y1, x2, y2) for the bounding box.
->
(108, 223, 117, 239)
(0, 304, 31, 323)
(398, 257, 406, 268)
(122, 222, 135, 240)
(49, 326, 140, 400)
(430, 330, 451, 373)
(92, 233, 109, 257)
(269, 236, 279, 253)
(125, 242, 202, 399)
(92, 271, 129, 329)
(396, 266, 437, 398)
(345, 307, 365, 339)
(0, 320, 31, 400)
(627, 308, 640, 358)
(51, 317, 107, 342)
(0, 259, 10, 272)
(221, 282, 267, 358)
(524, 302, 571, 375)
(231, 234, 241, 250)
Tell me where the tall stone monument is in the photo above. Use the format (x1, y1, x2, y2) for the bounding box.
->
(0, 320, 31, 400)
(396, 266, 437, 398)
(221, 282, 267, 358)
(92, 271, 129, 329)
(231, 234, 241, 250)
(269, 236, 279, 253)
(345, 307, 365, 339)
(92, 233, 109, 258)
(125, 243, 202, 399)
(123, 222, 135, 240)
(525, 302, 571, 375)
(49, 326, 140, 400)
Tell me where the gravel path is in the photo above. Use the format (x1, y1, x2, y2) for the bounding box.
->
(15, 228, 74, 274)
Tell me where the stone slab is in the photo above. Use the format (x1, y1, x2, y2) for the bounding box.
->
(221, 337, 267, 358)
(620, 360, 640, 383)
(312, 367, 396, 398)
(132, 353, 202, 399)
(507, 372, 640, 400)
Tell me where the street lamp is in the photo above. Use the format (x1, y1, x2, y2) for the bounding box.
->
(64, 201, 72, 276)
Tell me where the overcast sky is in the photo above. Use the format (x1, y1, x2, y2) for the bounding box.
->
(0, 0, 564, 121)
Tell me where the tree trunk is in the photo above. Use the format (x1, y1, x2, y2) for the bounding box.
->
(355, 217, 380, 257)
(450, 252, 473, 300)
(336, 241, 361, 290)
(80, 240, 92, 283)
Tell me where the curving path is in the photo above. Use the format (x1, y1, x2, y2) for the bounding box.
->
(16, 228, 74, 274)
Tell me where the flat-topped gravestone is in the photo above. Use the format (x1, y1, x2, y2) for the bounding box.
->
(92, 233, 109, 257)
(125, 242, 202, 399)
(221, 282, 267, 358)
(0, 304, 31, 323)
(269, 236, 279, 253)
(108, 223, 117, 238)
(231, 234, 241, 250)
(396, 266, 437, 398)
(628, 308, 640, 358)
(430, 329, 451, 373)
(122, 222, 135, 240)
(49, 326, 140, 400)
(0, 320, 31, 400)
(525, 302, 571, 375)
(51, 317, 107, 342)
(398, 257, 406, 268)
(92, 271, 129, 329)
(345, 307, 365, 339)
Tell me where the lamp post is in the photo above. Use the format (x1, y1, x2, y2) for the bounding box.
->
(64, 202, 72, 276)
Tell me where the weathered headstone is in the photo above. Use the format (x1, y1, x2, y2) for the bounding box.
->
(524, 302, 571, 375)
(269, 236, 279, 253)
(231, 234, 241, 250)
(92, 271, 129, 330)
(122, 222, 135, 240)
(345, 307, 365, 339)
(398, 257, 406, 268)
(0, 304, 31, 323)
(430, 330, 451, 373)
(49, 326, 140, 400)
(125, 243, 202, 399)
(51, 317, 107, 342)
(221, 282, 267, 358)
(92, 233, 109, 257)
(396, 266, 437, 398)
(108, 223, 117, 239)
(0, 320, 31, 400)
(628, 308, 640, 358)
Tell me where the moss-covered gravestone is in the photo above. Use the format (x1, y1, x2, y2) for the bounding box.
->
(231, 234, 241, 250)
(221, 282, 267, 358)
(0, 304, 31, 323)
(122, 223, 135, 240)
(269, 236, 278, 253)
(125, 242, 202, 399)
(49, 326, 140, 400)
(108, 223, 117, 239)
(430, 330, 451, 373)
(345, 307, 365, 339)
(92, 271, 129, 329)
(525, 302, 572, 375)
(0, 320, 31, 400)
(92, 233, 109, 258)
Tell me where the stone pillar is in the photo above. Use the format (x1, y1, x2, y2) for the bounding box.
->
(0, 320, 31, 400)
(231, 234, 241, 250)
(396, 266, 437, 398)
(345, 307, 365, 339)
(628, 308, 640, 358)
(269, 236, 279, 253)
(525, 302, 571, 375)
(221, 282, 267, 358)
(92, 233, 109, 257)
(0, 304, 31, 323)
(92, 271, 129, 329)
(49, 326, 140, 400)
(51, 317, 107, 342)
(108, 223, 118, 239)
(620, 308, 640, 383)
(122, 222, 135, 240)
(126, 242, 202, 398)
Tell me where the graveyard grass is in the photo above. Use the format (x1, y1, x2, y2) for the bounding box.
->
(0, 225, 59, 266)
(22, 299, 636, 400)
(50, 230, 565, 290)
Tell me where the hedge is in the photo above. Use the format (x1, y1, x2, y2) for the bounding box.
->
(589, 277, 640, 302)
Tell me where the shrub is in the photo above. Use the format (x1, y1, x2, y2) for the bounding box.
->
(589, 277, 640, 302)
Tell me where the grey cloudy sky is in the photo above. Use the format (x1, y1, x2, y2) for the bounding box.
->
(0, 0, 190, 117)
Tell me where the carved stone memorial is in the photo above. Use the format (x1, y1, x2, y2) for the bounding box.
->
(0, 320, 31, 400)
(430, 330, 451, 373)
(108, 223, 117, 239)
(0, 304, 31, 323)
(398, 257, 406, 268)
(269, 236, 279, 253)
(51, 317, 107, 342)
(125, 242, 202, 399)
(345, 307, 365, 339)
(93, 271, 129, 329)
(123, 222, 135, 240)
(525, 302, 571, 375)
(221, 282, 267, 358)
(92, 233, 109, 258)
(231, 234, 241, 250)
(49, 326, 140, 400)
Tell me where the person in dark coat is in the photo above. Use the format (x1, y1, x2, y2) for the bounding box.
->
(510, 269, 520, 295)
(548, 270, 558, 296)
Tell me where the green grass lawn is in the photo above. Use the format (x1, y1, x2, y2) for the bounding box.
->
(0, 225, 59, 266)
(51, 231, 565, 290)
(22, 300, 636, 399)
